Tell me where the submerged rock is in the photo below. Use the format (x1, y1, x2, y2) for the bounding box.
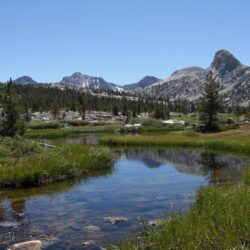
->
(82, 240, 106, 249)
(8, 240, 42, 250)
(85, 225, 101, 231)
(0, 222, 20, 229)
(104, 216, 127, 224)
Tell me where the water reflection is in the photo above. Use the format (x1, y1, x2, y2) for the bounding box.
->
(0, 148, 248, 249)
(119, 149, 248, 183)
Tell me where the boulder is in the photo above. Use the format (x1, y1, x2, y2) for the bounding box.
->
(8, 240, 42, 250)
(104, 216, 127, 224)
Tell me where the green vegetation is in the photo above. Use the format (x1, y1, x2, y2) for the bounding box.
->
(114, 169, 250, 250)
(0, 136, 115, 188)
(100, 125, 250, 157)
(26, 120, 62, 129)
(63, 119, 89, 126)
(199, 71, 220, 132)
(25, 124, 119, 139)
(0, 78, 25, 136)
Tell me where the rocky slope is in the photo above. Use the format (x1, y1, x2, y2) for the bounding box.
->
(144, 50, 250, 106)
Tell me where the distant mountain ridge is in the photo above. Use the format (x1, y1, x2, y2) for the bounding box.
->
(144, 50, 250, 106)
(10, 49, 250, 106)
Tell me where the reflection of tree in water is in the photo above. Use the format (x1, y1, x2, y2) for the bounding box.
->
(199, 152, 242, 184)
(0, 207, 4, 220)
(199, 152, 227, 169)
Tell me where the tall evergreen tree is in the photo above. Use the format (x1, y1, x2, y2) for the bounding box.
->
(199, 71, 220, 131)
(0, 78, 24, 137)
(51, 99, 60, 119)
(112, 105, 119, 116)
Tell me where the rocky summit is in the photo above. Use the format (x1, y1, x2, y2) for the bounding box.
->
(144, 50, 250, 106)
(58, 72, 123, 92)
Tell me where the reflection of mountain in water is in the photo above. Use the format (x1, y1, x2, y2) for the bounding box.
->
(120, 150, 248, 183)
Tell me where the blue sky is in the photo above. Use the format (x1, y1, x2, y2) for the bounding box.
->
(0, 0, 249, 84)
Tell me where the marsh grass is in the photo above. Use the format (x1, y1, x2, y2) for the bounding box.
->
(27, 121, 62, 130)
(25, 125, 119, 139)
(0, 137, 115, 188)
(100, 130, 250, 157)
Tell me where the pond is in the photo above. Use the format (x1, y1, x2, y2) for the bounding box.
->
(0, 135, 249, 249)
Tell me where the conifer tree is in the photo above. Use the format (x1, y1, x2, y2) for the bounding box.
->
(112, 105, 119, 116)
(0, 78, 24, 137)
(199, 71, 220, 131)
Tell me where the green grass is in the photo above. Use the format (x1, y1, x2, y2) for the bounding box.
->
(137, 125, 185, 134)
(0, 137, 115, 188)
(100, 129, 250, 157)
(26, 120, 62, 129)
(24, 124, 119, 139)
(113, 169, 250, 250)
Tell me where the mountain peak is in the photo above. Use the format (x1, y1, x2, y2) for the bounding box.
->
(13, 76, 37, 84)
(210, 49, 242, 77)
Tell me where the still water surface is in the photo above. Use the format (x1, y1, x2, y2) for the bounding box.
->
(0, 135, 248, 249)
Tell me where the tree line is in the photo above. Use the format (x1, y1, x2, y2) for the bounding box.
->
(0, 74, 249, 136)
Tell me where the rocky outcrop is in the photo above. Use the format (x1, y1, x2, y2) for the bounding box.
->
(144, 67, 207, 101)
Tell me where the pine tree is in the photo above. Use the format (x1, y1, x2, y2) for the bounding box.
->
(51, 99, 60, 119)
(0, 78, 24, 137)
(80, 101, 86, 120)
(199, 71, 220, 132)
(77, 94, 86, 120)
(112, 105, 119, 116)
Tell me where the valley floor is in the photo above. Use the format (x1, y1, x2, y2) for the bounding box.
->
(0, 124, 249, 249)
